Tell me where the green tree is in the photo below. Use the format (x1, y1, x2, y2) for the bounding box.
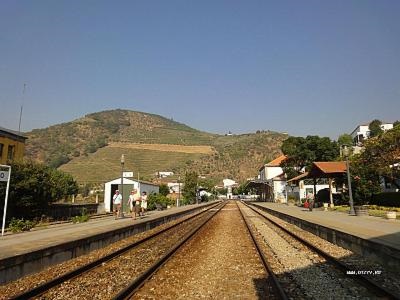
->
(350, 155, 381, 205)
(0, 161, 78, 220)
(369, 119, 383, 138)
(394, 120, 400, 128)
(280, 135, 339, 178)
(338, 133, 353, 147)
(234, 182, 249, 195)
(159, 184, 170, 196)
(350, 125, 400, 204)
(198, 178, 216, 192)
(49, 154, 70, 168)
(182, 171, 198, 204)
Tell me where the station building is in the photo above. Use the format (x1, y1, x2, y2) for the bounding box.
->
(104, 178, 159, 212)
(0, 126, 27, 164)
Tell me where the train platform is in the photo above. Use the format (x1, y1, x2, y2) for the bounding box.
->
(251, 202, 400, 272)
(252, 202, 400, 249)
(256, 202, 400, 250)
(0, 201, 218, 284)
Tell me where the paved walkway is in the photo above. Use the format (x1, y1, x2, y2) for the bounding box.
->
(253, 202, 400, 250)
(0, 202, 213, 260)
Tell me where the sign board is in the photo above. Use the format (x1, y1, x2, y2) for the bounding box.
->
(1, 165, 11, 236)
(123, 171, 133, 178)
(0, 171, 9, 182)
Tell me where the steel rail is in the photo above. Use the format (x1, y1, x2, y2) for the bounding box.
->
(10, 202, 222, 300)
(244, 201, 398, 300)
(235, 201, 288, 300)
(113, 201, 228, 300)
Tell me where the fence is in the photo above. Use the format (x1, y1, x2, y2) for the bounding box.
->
(45, 203, 99, 220)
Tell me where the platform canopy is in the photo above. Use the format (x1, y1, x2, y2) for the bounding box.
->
(308, 161, 347, 178)
(287, 161, 347, 206)
(288, 162, 346, 183)
(244, 179, 272, 201)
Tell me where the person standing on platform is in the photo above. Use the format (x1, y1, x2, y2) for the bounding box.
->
(113, 190, 122, 219)
(141, 191, 148, 216)
(307, 192, 314, 211)
(127, 190, 136, 219)
(134, 190, 142, 218)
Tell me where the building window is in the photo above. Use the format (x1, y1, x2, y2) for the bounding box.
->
(0, 143, 3, 158)
(7, 145, 15, 161)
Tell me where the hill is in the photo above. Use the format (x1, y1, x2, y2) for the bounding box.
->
(25, 109, 287, 184)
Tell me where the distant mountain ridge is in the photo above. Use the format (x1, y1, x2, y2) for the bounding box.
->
(25, 109, 287, 183)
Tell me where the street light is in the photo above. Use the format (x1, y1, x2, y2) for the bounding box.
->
(177, 176, 181, 207)
(342, 146, 356, 216)
(120, 154, 125, 218)
(284, 173, 288, 205)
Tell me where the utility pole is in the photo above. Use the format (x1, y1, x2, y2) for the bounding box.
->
(18, 83, 26, 133)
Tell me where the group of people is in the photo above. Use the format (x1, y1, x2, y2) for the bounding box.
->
(112, 189, 148, 219)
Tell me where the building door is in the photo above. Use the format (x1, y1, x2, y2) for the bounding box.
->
(110, 184, 119, 212)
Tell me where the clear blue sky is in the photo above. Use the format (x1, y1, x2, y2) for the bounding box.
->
(1, 0, 399, 139)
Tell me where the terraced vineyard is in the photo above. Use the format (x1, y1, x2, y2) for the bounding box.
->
(26, 109, 287, 184)
(59, 146, 207, 183)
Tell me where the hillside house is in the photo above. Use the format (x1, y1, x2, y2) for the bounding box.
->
(0, 126, 27, 164)
(351, 122, 393, 146)
(156, 171, 174, 178)
(223, 178, 237, 199)
(104, 178, 159, 213)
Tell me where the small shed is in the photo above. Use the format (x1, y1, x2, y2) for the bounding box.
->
(104, 178, 159, 212)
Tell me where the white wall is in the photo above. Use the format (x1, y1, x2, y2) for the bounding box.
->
(223, 178, 236, 188)
(381, 123, 393, 131)
(273, 180, 287, 203)
(168, 182, 183, 193)
(266, 166, 284, 180)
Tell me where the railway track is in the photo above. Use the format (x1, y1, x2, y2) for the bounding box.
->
(131, 200, 285, 299)
(235, 201, 288, 300)
(9, 202, 224, 300)
(240, 201, 398, 299)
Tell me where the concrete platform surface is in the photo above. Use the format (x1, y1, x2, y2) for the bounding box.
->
(253, 202, 400, 250)
(0, 202, 213, 260)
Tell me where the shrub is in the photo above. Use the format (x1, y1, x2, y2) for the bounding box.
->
(9, 218, 36, 233)
(159, 184, 170, 196)
(370, 192, 400, 207)
(71, 207, 89, 223)
(148, 193, 174, 210)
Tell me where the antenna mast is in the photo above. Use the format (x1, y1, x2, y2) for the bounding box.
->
(18, 83, 26, 133)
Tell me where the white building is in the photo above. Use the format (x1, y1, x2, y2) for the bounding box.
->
(351, 122, 393, 146)
(223, 178, 237, 199)
(167, 182, 183, 194)
(156, 171, 174, 178)
(259, 155, 288, 203)
(287, 173, 333, 201)
(223, 178, 236, 188)
(104, 178, 159, 212)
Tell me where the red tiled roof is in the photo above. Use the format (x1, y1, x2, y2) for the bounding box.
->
(313, 161, 347, 174)
(266, 155, 287, 167)
(287, 172, 309, 182)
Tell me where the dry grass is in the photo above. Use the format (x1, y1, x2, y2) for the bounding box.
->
(108, 142, 215, 154)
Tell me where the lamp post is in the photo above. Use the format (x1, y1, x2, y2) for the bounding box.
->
(342, 146, 356, 216)
(120, 154, 125, 218)
(284, 173, 288, 205)
(177, 176, 181, 207)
